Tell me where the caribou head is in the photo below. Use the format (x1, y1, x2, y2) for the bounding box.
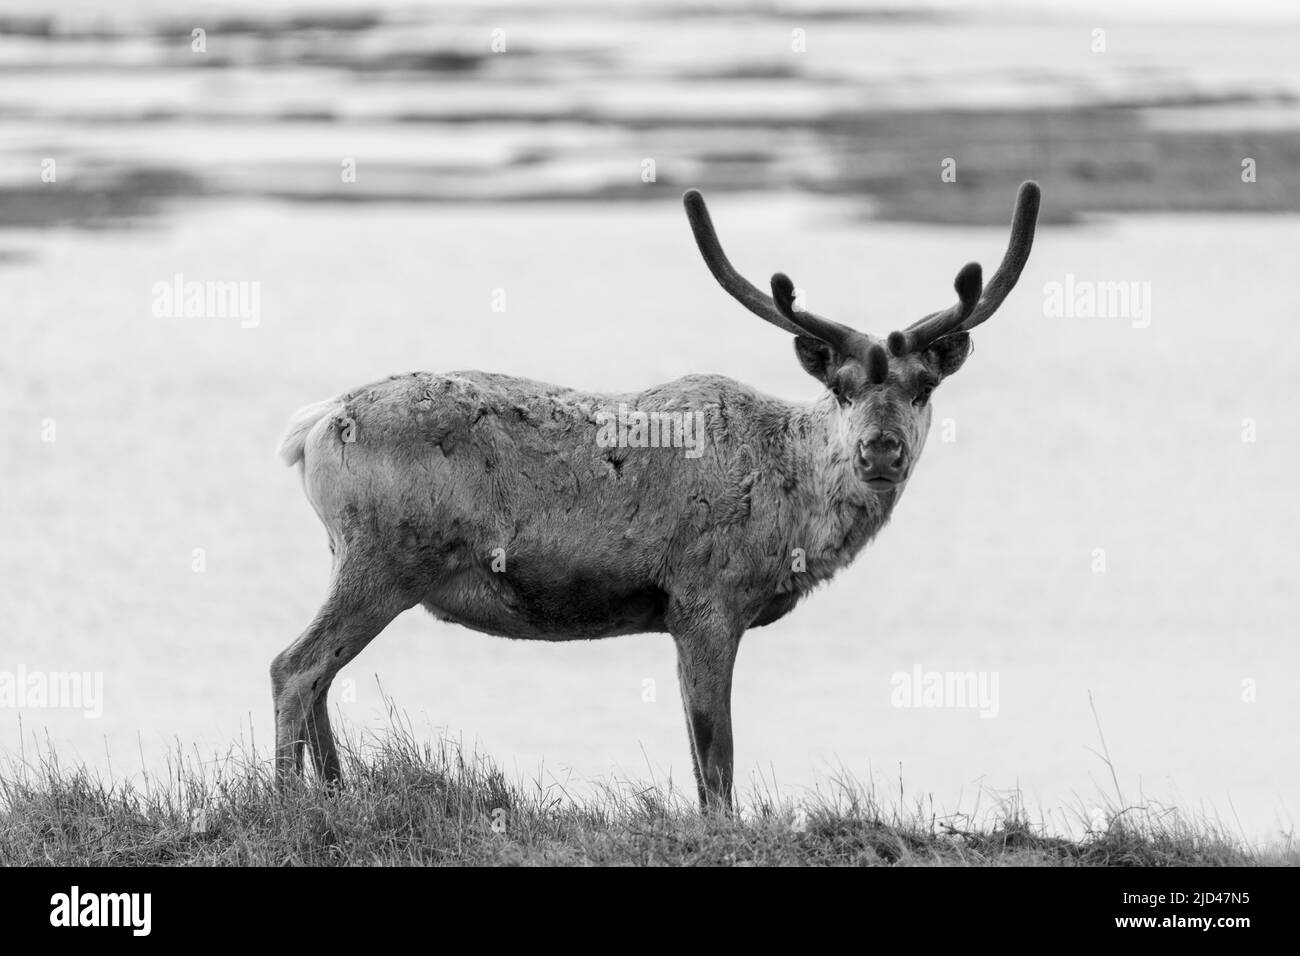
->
(683, 181, 1040, 491)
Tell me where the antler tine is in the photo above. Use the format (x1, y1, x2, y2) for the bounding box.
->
(958, 180, 1041, 333)
(770, 273, 866, 358)
(683, 189, 804, 336)
(886, 262, 983, 357)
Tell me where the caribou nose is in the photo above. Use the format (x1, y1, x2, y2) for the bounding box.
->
(859, 434, 907, 481)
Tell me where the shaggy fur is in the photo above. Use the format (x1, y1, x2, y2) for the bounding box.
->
(272, 349, 960, 808)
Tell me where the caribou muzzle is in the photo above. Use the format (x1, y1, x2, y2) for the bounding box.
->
(857, 431, 909, 487)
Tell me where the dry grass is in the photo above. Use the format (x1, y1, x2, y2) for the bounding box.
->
(0, 713, 1284, 867)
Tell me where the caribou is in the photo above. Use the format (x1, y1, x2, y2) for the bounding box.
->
(272, 181, 1041, 809)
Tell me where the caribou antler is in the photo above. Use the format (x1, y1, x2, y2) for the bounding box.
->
(958, 180, 1040, 333)
(888, 180, 1041, 356)
(769, 273, 869, 358)
(685, 181, 1040, 374)
(683, 189, 879, 368)
(772, 273, 889, 385)
(683, 189, 804, 337)
(886, 262, 982, 357)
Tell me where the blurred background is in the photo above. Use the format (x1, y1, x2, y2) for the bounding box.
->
(2, 0, 1297, 845)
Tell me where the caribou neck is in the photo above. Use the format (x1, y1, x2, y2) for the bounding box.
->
(777, 392, 902, 582)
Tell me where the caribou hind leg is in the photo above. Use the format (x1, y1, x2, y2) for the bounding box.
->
(271, 558, 414, 786)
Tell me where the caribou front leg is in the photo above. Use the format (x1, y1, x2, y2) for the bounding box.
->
(670, 609, 742, 813)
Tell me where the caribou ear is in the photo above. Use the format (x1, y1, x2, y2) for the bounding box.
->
(794, 336, 867, 401)
(924, 332, 972, 378)
(793, 335, 839, 386)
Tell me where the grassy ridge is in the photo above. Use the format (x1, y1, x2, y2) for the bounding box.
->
(0, 721, 1278, 866)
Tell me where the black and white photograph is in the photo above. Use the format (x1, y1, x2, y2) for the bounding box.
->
(0, 0, 1294, 920)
